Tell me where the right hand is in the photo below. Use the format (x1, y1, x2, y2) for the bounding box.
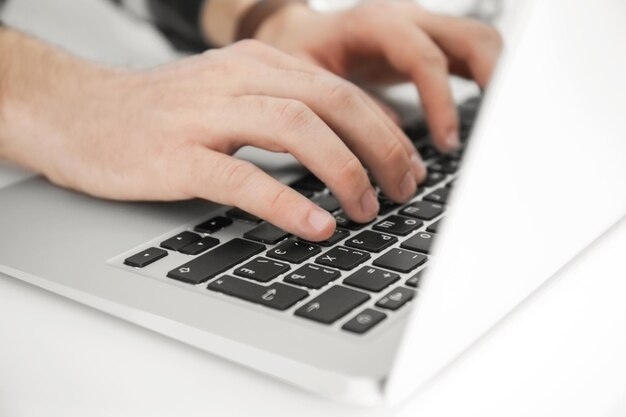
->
(0, 36, 426, 241)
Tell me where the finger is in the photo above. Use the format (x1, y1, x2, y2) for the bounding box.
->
(374, 22, 460, 152)
(412, 10, 503, 87)
(216, 95, 380, 223)
(228, 41, 424, 201)
(228, 40, 426, 183)
(182, 146, 336, 241)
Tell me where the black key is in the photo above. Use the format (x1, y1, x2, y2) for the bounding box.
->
(334, 211, 371, 230)
(208, 276, 308, 311)
(342, 309, 387, 334)
(267, 240, 321, 264)
(424, 171, 447, 187)
(417, 143, 440, 160)
(373, 215, 423, 236)
(312, 194, 341, 213)
(427, 220, 441, 233)
(400, 201, 444, 221)
(423, 188, 450, 205)
(234, 257, 290, 283)
(284, 264, 340, 289)
(300, 228, 350, 247)
(345, 230, 397, 253)
(179, 237, 220, 255)
(244, 223, 290, 245)
(406, 269, 425, 288)
(124, 247, 168, 268)
(225, 208, 262, 224)
(315, 246, 370, 271)
(401, 231, 436, 254)
(167, 238, 265, 284)
(160, 231, 201, 251)
(295, 286, 370, 324)
(194, 216, 233, 234)
(290, 173, 326, 192)
(378, 197, 400, 215)
(429, 158, 460, 174)
(376, 287, 416, 311)
(373, 248, 427, 273)
(344, 266, 400, 292)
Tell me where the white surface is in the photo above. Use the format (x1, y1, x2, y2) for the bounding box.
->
(387, 0, 626, 403)
(2, 0, 626, 416)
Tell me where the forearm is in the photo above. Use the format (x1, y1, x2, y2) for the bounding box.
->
(0, 27, 118, 173)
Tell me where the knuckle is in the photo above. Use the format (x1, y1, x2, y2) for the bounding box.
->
(336, 156, 366, 190)
(231, 38, 265, 52)
(275, 99, 315, 133)
(266, 186, 292, 213)
(327, 81, 360, 109)
(381, 140, 406, 167)
(419, 47, 448, 69)
(221, 160, 259, 199)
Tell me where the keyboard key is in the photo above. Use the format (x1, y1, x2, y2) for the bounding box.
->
(429, 158, 460, 174)
(417, 143, 440, 160)
(160, 231, 201, 251)
(400, 231, 436, 254)
(376, 287, 416, 311)
(208, 276, 308, 311)
(225, 208, 262, 224)
(244, 223, 290, 245)
(373, 248, 427, 273)
(179, 237, 220, 255)
(345, 230, 398, 253)
(300, 228, 350, 247)
(400, 201, 444, 221)
(290, 173, 326, 192)
(373, 215, 423, 236)
(315, 246, 370, 270)
(344, 266, 400, 292)
(312, 194, 341, 213)
(424, 171, 447, 187)
(406, 269, 425, 288)
(295, 286, 370, 324)
(427, 220, 441, 233)
(378, 197, 400, 215)
(334, 211, 371, 230)
(293, 187, 315, 198)
(284, 264, 340, 289)
(234, 257, 290, 283)
(194, 216, 233, 234)
(267, 240, 321, 264)
(124, 247, 168, 268)
(167, 238, 265, 284)
(423, 188, 450, 205)
(342, 309, 387, 334)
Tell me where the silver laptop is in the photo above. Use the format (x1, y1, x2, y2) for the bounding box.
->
(1, 0, 624, 406)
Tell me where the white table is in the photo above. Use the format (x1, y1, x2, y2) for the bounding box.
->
(2, 1, 626, 415)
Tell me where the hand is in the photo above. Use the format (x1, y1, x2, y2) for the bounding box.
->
(255, 0, 503, 151)
(0, 30, 426, 241)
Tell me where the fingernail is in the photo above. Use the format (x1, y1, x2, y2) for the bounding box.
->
(399, 171, 417, 199)
(307, 208, 334, 234)
(360, 188, 380, 217)
(410, 154, 427, 183)
(445, 131, 461, 152)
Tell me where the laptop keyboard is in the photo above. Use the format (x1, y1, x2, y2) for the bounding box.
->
(116, 97, 481, 336)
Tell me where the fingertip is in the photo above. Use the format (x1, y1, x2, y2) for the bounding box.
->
(304, 208, 336, 241)
(410, 153, 427, 183)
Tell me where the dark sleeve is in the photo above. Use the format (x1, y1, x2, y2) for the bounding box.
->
(145, 0, 211, 53)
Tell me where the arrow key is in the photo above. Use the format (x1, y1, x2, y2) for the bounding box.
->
(124, 247, 168, 268)
(179, 236, 220, 255)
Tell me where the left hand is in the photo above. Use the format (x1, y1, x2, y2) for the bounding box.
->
(255, 0, 503, 152)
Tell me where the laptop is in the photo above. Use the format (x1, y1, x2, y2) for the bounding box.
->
(1, 0, 624, 406)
